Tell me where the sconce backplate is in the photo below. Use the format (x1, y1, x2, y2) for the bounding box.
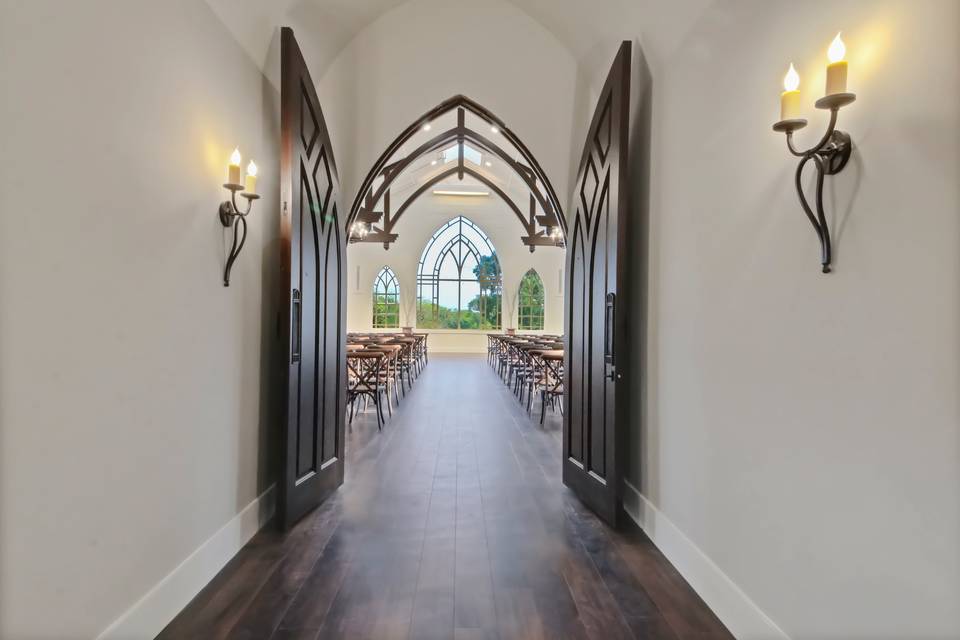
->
(822, 130, 852, 175)
(219, 201, 235, 227)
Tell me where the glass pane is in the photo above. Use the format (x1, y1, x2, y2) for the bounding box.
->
(437, 280, 460, 328)
(459, 280, 481, 329)
(438, 251, 459, 279)
(461, 252, 478, 280)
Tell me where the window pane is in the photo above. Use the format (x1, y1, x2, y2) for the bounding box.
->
(461, 252, 478, 280)
(437, 280, 459, 328)
(439, 251, 459, 279)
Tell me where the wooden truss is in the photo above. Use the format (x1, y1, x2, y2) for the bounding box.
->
(347, 95, 566, 251)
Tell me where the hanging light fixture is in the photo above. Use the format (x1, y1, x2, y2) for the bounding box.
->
(350, 221, 370, 240)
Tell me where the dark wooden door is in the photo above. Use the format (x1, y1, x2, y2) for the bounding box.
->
(278, 27, 346, 529)
(564, 41, 631, 526)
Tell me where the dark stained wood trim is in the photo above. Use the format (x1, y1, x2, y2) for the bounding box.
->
(347, 96, 566, 249)
(563, 41, 632, 526)
(278, 26, 347, 530)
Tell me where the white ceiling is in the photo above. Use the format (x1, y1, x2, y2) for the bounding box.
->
(204, 0, 717, 76)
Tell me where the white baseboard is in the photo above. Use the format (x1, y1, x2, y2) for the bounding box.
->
(622, 480, 789, 640)
(96, 484, 276, 640)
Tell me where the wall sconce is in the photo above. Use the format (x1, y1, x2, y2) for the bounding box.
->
(218, 148, 259, 286)
(773, 33, 856, 273)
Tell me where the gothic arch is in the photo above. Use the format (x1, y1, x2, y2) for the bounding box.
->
(347, 95, 566, 251)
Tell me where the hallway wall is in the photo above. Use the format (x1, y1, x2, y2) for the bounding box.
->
(0, 1, 281, 637)
(567, 1, 960, 637)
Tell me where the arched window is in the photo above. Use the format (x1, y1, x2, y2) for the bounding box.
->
(417, 216, 502, 330)
(517, 269, 545, 330)
(372, 266, 400, 328)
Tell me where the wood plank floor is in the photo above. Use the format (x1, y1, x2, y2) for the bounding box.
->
(159, 354, 732, 640)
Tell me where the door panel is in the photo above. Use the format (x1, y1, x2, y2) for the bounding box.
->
(279, 27, 346, 529)
(563, 41, 631, 526)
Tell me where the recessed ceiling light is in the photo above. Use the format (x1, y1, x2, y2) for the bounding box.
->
(490, 125, 499, 134)
(485, 161, 492, 167)
(432, 188, 490, 197)
(422, 123, 432, 131)
(430, 159, 438, 166)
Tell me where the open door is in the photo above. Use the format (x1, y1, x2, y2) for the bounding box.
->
(564, 41, 631, 526)
(278, 27, 346, 529)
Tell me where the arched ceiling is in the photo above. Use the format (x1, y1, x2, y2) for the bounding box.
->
(204, 0, 715, 75)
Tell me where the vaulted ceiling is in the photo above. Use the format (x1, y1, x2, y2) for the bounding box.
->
(204, 0, 716, 76)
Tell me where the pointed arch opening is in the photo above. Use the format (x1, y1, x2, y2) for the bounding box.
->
(372, 266, 400, 328)
(347, 95, 566, 251)
(416, 216, 502, 330)
(517, 268, 545, 331)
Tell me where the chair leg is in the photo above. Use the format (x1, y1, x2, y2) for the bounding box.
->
(540, 390, 547, 425)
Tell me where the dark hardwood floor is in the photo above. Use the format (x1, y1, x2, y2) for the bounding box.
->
(159, 354, 732, 640)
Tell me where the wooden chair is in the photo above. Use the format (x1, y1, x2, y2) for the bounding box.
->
(346, 351, 387, 430)
(538, 350, 564, 425)
(363, 344, 403, 414)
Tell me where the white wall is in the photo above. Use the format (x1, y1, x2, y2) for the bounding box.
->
(572, 1, 960, 637)
(347, 196, 565, 352)
(0, 1, 280, 637)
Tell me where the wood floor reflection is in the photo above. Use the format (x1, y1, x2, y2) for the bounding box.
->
(159, 354, 732, 640)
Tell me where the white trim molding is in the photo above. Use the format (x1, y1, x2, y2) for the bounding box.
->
(96, 485, 276, 640)
(622, 480, 789, 640)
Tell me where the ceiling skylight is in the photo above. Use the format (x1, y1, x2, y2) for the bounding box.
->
(441, 143, 483, 166)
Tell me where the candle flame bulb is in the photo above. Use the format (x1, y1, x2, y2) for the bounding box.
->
(228, 148, 242, 185)
(825, 32, 848, 95)
(827, 32, 846, 63)
(780, 63, 801, 121)
(783, 63, 800, 92)
(244, 159, 258, 195)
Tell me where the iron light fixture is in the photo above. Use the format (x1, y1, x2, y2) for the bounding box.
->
(219, 148, 260, 286)
(350, 221, 371, 240)
(773, 33, 856, 273)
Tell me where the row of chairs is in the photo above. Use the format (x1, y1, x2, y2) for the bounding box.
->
(346, 332, 428, 430)
(488, 333, 565, 424)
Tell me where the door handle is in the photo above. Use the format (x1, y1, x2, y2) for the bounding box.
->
(604, 292, 615, 366)
(291, 288, 302, 363)
(604, 292, 619, 382)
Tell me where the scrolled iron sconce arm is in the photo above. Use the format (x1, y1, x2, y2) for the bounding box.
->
(773, 92, 855, 273)
(218, 183, 259, 286)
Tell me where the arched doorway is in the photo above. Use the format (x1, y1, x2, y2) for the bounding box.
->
(277, 26, 633, 532)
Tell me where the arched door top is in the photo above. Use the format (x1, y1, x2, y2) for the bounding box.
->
(348, 95, 565, 251)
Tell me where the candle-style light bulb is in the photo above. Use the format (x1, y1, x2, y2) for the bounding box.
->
(827, 32, 846, 64)
(228, 148, 242, 185)
(783, 64, 800, 92)
(825, 32, 848, 95)
(780, 63, 801, 120)
(245, 160, 258, 194)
